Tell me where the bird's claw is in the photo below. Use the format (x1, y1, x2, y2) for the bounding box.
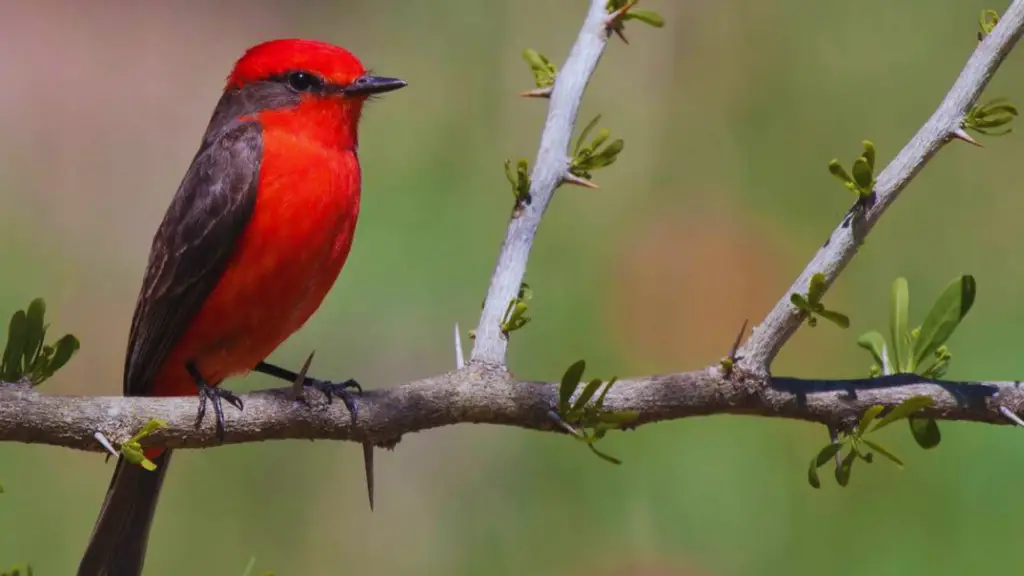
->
(188, 363, 243, 442)
(306, 378, 361, 421)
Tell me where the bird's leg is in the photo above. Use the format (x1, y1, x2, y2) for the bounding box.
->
(253, 361, 361, 420)
(186, 361, 244, 442)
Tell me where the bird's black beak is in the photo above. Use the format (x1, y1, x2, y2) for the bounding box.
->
(343, 75, 407, 96)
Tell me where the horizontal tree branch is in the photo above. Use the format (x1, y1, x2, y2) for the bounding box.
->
(739, 0, 1024, 371)
(0, 367, 1018, 452)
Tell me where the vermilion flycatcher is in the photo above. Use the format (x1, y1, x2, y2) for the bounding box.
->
(76, 39, 405, 576)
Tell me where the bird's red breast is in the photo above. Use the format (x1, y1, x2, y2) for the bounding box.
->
(150, 103, 362, 397)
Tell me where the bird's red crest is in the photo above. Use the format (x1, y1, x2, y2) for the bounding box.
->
(227, 39, 367, 89)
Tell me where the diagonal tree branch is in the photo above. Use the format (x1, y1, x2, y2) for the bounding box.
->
(471, 0, 611, 366)
(1, 2, 1024, 466)
(739, 0, 1024, 372)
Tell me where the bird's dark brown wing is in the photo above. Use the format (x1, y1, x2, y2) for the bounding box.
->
(123, 119, 262, 396)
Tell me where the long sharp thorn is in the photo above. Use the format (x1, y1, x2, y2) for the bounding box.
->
(518, 87, 553, 98)
(454, 323, 465, 369)
(729, 319, 749, 360)
(1000, 405, 1024, 427)
(605, 1, 637, 26)
(951, 127, 983, 147)
(291, 350, 315, 402)
(563, 172, 600, 189)
(547, 410, 583, 438)
(94, 431, 118, 462)
(363, 441, 375, 511)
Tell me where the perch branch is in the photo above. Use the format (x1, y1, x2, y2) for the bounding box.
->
(0, 369, 1021, 451)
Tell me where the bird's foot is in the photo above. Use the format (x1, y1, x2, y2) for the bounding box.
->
(253, 361, 361, 421)
(305, 377, 362, 421)
(187, 361, 244, 442)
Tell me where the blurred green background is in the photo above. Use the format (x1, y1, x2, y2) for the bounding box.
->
(1, 0, 1023, 574)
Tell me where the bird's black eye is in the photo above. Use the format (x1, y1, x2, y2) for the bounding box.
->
(287, 72, 323, 92)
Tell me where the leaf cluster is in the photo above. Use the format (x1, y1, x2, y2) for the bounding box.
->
(606, 1, 665, 28)
(857, 276, 974, 381)
(500, 283, 533, 338)
(557, 360, 638, 464)
(504, 158, 532, 210)
(570, 115, 624, 180)
(809, 396, 934, 488)
(849, 275, 975, 460)
(522, 49, 556, 89)
(119, 419, 167, 471)
(0, 566, 31, 576)
(790, 273, 849, 329)
(1, 298, 79, 386)
(828, 140, 876, 206)
(978, 9, 1000, 41)
(964, 97, 1018, 136)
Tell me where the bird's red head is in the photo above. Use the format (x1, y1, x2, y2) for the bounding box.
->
(212, 39, 406, 148)
(227, 38, 405, 98)
(229, 39, 366, 90)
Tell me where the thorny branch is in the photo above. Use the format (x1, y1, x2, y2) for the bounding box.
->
(0, 370, 1021, 451)
(738, 0, 1024, 372)
(471, 0, 611, 366)
(3, 1, 1024, 459)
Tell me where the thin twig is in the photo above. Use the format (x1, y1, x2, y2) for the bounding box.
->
(471, 0, 612, 366)
(739, 0, 1024, 372)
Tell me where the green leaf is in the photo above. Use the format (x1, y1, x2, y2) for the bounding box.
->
(624, 9, 666, 27)
(814, 442, 842, 468)
(594, 376, 619, 409)
(856, 330, 887, 367)
(890, 277, 910, 372)
(521, 49, 556, 88)
(828, 159, 854, 185)
(818, 309, 850, 329)
(590, 128, 611, 153)
(851, 156, 873, 191)
(576, 115, 602, 156)
(909, 417, 941, 449)
(46, 334, 80, 376)
(862, 140, 876, 171)
(588, 443, 622, 465)
(808, 273, 827, 304)
(2, 310, 28, 381)
(130, 419, 167, 443)
(808, 457, 822, 489)
(912, 275, 975, 370)
(22, 298, 46, 371)
(835, 449, 856, 487)
(862, 439, 904, 468)
(790, 293, 811, 311)
(871, 395, 934, 431)
(858, 405, 885, 436)
(559, 360, 586, 415)
(572, 378, 604, 414)
(980, 9, 1000, 36)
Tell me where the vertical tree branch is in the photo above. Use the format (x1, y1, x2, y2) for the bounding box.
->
(739, 0, 1024, 372)
(471, 0, 612, 366)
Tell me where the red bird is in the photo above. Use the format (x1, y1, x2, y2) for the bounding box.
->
(77, 39, 405, 576)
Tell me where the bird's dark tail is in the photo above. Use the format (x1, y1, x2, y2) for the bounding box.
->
(77, 450, 172, 576)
